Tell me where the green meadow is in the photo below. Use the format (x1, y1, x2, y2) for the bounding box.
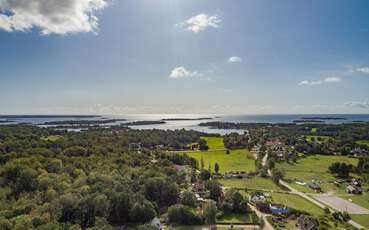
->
(356, 140, 369, 147)
(219, 177, 283, 191)
(277, 155, 358, 193)
(201, 136, 225, 149)
(187, 149, 255, 173)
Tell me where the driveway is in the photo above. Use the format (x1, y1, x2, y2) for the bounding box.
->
(314, 194, 369, 214)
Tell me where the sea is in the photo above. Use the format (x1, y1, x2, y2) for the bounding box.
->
(1, 114, 369, 135)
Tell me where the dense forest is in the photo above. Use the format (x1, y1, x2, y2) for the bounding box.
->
(0, 125, 217, 229)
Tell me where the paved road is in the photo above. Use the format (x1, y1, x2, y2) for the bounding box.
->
(314, 194, 369, 214)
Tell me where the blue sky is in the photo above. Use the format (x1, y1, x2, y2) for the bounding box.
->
(1, 0, 369, 114)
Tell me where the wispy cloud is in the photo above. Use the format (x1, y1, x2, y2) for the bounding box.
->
(0, 0, 107, 35)
(299, 77, 342, 86)
(228, 56, 242, 63)
(324, 77, 342, 82)
(345, 101, 369, 109)
(169, 66, 197, 79)
(355, 67, 369, 74)
(298, 80, 322, 86)
(177, 14, 221, 33)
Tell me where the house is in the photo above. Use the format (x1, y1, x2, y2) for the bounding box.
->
(150, 217, 162, 230)
(346, 185, 363, 194)
(250, 194, 267, 204)
(308, 182, 322, 192)
(297, 215, 318, 230)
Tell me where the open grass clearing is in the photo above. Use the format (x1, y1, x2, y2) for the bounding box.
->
(350, 214, 369, 229)
(217, 213, 257, 224)
(41, 135, 63, 141)
(201, 136, 225, 149)
(187, 149, 255, 173)
(219, 177, 283, 191)
(356, 140, 369, 147)
(277, 155, 358, 193)
(271, 192, 324, 216)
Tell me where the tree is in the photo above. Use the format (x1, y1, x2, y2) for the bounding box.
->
(129, 201, 156, 223)
(198, 139, 209, 151)
(167, 205, 203, 225)
(203, 201, 217, 225)
(232, 191, 243, 212)
(214, 162, 220, 174)
(271, 168, 285, 185)
(199, 169, 211, 181)
(206, 180, 222, 201)
(226, 149, 230, 155)
(200, 157, 205, 169)
(181, 190, 196, 207)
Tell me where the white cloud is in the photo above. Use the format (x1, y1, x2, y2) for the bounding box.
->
(299, 77, 342, 85)
(298, 80, 322, 86)
(345, 101, 369, 109)
(177, 14, 221, 33)
(324, 77, 342, 82)
(228, 56, 242, 63)
(169, 66, 197, 79)
(356, 67, 369, 74)
(0, 0, 107, 35)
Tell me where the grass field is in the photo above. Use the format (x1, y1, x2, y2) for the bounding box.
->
(201, 136, 225, 149)
(270, 192, 324, 216)
(217, 213, 257, 224)
(41, 135, 63, 141)
(356, 140, 369, 147)
(277, 155, 358, 193)
(350, 214, 369, 229)
(219, 177, 283, 191)
(187, 149, 255, 173)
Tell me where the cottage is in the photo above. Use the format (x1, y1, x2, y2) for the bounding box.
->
(297, 215, 318, 230)
(308, 182, 322, 192)
(346, 185, 363, 194)
(250, 194, 267, 204)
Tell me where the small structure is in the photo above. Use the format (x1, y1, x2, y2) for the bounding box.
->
(192, 182, 205, 193)
(250, 194, 267, 204)
(255, 203, 271, 214)
(150, 217, 162, 230)
(297, 215, 318, 230)
(308, 181, 322, 193)
(346, 185, 363, 194)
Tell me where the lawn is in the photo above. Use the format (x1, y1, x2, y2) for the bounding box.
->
(270, 192, 324, 216)
(201, 136, 225, 149)
(277, 155, 358, 193)
(217, 213, 258, 224)
(350, 214, 369, 229)
(356, 140, 369, 147)
(41, 135, 63, 141)
(187, 149, 255, 173)
(219, 177, 283, 191)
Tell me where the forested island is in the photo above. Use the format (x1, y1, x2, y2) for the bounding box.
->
(42, 119, 126, 126)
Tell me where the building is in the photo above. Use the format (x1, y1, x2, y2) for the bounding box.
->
(346, 185, 363, 194)
(297, 215, 318, 230)
(250, 194, 267, 204)
(308, 182, 322, 193)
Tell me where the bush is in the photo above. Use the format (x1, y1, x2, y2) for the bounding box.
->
(167, 205, 203, 225)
